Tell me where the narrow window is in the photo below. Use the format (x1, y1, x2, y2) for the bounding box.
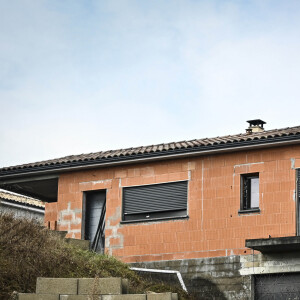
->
(240, 173, 260, 212)
(122, 181, 188, 222)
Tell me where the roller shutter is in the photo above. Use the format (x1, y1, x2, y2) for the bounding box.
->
(122, 181, 188, 222)
(255, 273, 300, 299)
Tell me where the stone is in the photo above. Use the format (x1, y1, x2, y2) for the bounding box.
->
(78, 278, 122, 295)
(121, 279, 129, 294)
(60, 296, 101, 300)
(36, 278, 78, 294)
(146, 293, 172, 300)
(171, 294, 178, 300)
(19, 294, 59, 300)
(102, 295, 146, 300)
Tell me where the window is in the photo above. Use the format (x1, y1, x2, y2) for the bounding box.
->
(240, 173, 260, 212)
(122, 181, 188, 222)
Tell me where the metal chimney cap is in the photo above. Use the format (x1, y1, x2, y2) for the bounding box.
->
(246, 119, 266, 133)
(247, 119, 266, 127)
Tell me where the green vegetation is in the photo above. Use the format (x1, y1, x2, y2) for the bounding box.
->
(0, 213, 190, 299)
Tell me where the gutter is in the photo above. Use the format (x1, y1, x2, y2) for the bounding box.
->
(1, 135, 300, 180)
(0, 200, 45, 213)
(130, 267, 188, 293)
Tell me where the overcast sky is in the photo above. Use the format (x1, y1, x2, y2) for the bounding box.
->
(1, 0, 300, 168)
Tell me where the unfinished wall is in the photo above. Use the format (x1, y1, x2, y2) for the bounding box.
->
(133, 252, 300, 299)
(44, 144, 300, 262)
(132, 255, 251, 299)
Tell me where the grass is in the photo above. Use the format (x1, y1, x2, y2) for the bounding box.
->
(0, 212, 191, 299)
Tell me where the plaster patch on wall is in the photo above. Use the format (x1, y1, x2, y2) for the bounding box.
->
(232, 173, 235, 192)
(58, 202, 82, 237)
(234, 162, 264, 174)
(79, 179, 112, 185)
(105, 207, 124, 255)
(291, 158, 295, 169)
(59, 202, 71, 224)
(234, 162, 264, 168)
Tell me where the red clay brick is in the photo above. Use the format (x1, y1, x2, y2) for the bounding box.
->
(124, 235, 135, 246)
(70, 223, 82, 231)
(110, 237, 121, 246)
(44, 143, 300, 263)
(63, 214, 73, 221)
(140, 167, 155, 176)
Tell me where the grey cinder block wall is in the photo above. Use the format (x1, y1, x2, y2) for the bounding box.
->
(132, 252, 300, 299)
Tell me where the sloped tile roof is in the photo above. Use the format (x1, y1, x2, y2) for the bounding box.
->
(1, 125, 300, 174)
(0, 189, 45, 208)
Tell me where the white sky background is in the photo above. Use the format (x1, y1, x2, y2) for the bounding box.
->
(1, 0, 300, 167)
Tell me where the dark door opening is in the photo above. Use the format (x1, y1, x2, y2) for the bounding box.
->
(84, 190, 106, 253)
(255, 273, 300, 299)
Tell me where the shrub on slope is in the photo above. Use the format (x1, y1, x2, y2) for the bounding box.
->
(0, 213, 190, 299)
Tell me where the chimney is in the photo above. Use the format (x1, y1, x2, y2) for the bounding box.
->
(246, 119, 266, 134)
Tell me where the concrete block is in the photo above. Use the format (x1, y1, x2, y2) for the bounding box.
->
(121, 279, 129, 294)
(60, 296, 101, 300)
(146, 293, 172, 300)
(78, 278, 122, 295)
(102, 295, 146, 300)
(36, 278, 78, 294)
(171, 294, 178, 300)
(19, 294, 59, 300)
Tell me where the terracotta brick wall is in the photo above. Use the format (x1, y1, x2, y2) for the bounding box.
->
(44, 145, 300, 262)
(44, 202, 58, 230)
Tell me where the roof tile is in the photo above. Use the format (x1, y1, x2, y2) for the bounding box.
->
(1, 125, 300, 172)
(0, 189, 45, 208)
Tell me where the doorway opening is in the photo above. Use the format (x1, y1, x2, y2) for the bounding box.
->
(83, 190, 106, 253)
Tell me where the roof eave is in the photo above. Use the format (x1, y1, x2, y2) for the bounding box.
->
(1, 135, 300, 180)
(0, 199, 45, 212)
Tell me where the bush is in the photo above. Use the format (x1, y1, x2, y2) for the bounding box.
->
(0, 213, 190, 299)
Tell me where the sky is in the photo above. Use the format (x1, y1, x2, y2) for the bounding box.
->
(1, 0, 300, 168)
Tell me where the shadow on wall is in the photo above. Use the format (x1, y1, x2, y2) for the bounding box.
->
(188, 276, 227, 299)
(133, 270, 180, 288)
(133, 271, 226, 300)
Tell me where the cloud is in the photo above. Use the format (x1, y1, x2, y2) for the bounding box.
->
(1, 1, 300, 166)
